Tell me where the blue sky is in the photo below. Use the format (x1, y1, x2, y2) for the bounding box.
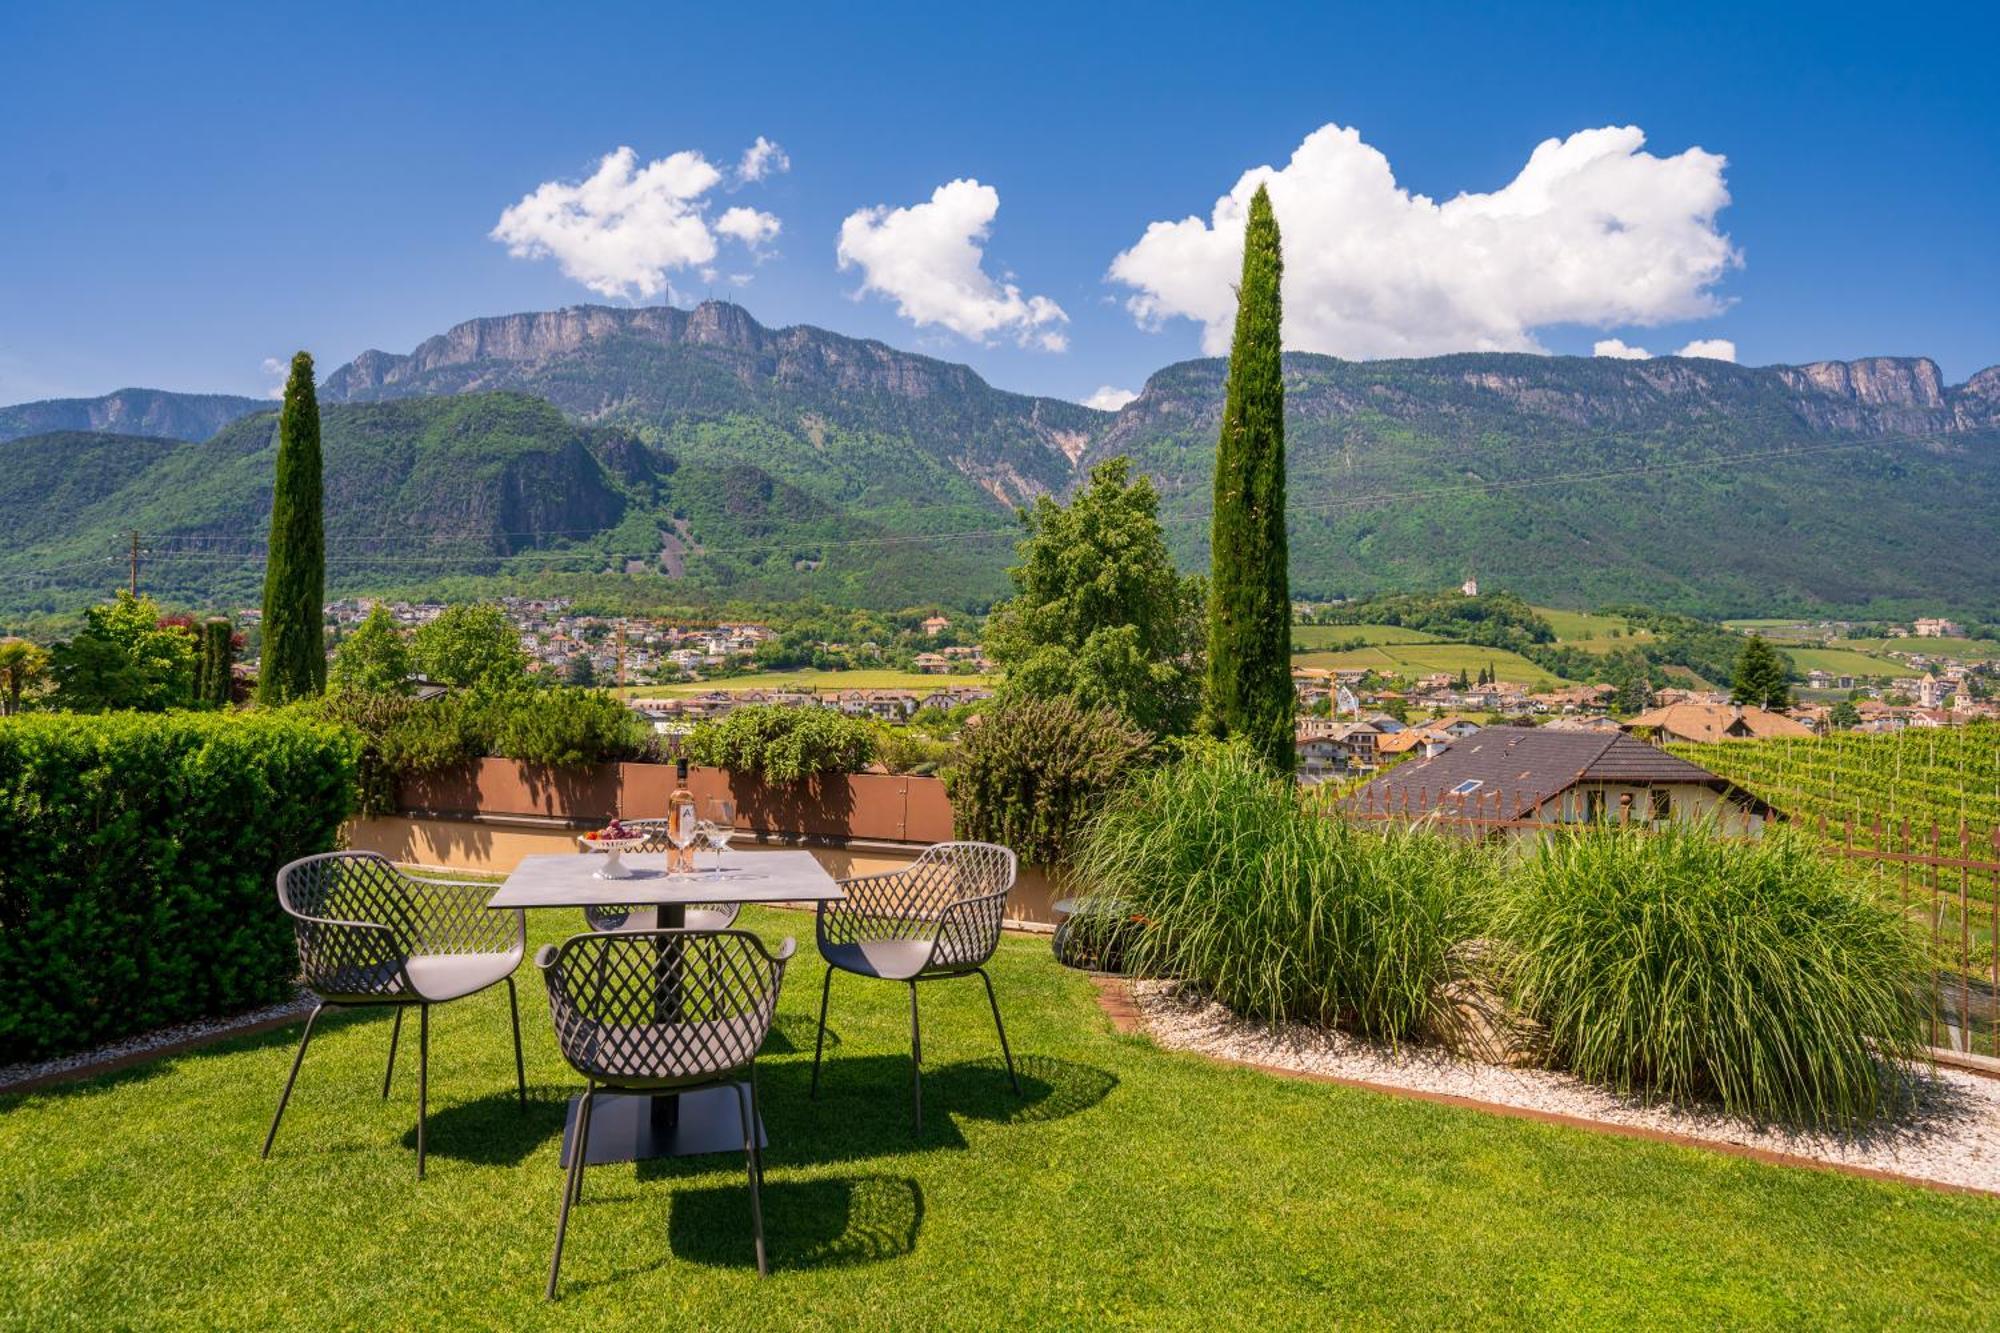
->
(2, 1, 1995, 407)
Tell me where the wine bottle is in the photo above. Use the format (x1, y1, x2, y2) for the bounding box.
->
(669, 756, 696, 873)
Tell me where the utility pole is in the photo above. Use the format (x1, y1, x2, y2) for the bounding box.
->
(129, 530, 140, 597)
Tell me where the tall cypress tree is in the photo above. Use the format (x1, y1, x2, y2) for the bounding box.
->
(203, 617, 235, 708)
(257, 352, 325, 704)
(1204, 185, 1294, 770)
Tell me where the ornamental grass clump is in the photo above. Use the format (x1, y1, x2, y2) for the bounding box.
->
(1494, 820, 1931, 1128)
(1069, 743, 1490, 1041)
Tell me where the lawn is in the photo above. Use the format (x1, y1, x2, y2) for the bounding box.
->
(1294, 642, 1570, 688)
(4, 908, 1994, 1327)
(615, 669, 994, 698)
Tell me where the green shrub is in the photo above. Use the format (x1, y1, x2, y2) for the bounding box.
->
(1493, 821, 1931, 1127)
(871, 721, 957, 776)
(482, 687, 653, 767)
(0, 711, 358, 1060)
(684, 704, 875, 783)
(946, 693, 1151, 865)
(1069, 742, 1490, 1040)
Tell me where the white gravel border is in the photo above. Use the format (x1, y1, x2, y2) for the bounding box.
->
(0, 991, 315, 1093)
(1131, 980, 2000, 1195)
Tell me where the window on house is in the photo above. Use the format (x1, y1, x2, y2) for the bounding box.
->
(1650, 788, 1672, 821)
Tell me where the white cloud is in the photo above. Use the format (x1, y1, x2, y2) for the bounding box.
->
(736, 136, 790, 184)
(1083, 385, 1138, 411)
(490, 145, 781, 301)
(837, 179, 1069, 351)
(1109, 123, 1738, 359)
(1594, 336, 1737, 362)
(260, 356, 289, 398)
(715, 205, 782, 251)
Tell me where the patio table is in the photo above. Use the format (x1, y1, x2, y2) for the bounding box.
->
(487, 850, 844, 1166)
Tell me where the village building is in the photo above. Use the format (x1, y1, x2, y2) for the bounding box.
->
(1345, 728, 1776, 836)
(1620, 702, 1814, 744)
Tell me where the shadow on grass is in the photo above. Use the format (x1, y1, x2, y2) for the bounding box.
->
(765, 1010, 839, 1056)
(670, 1174, 923, 1273)
(397, 1085, 572, 1166)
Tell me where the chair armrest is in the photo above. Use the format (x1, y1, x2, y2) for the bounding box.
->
(286, 914, 412, 996)
(535, 943, 561, 970)
(926, 888, 1010, 969)
(770, 936, 798, 965)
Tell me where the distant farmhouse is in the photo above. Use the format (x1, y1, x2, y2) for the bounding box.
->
(1345, 728, 1775, 835)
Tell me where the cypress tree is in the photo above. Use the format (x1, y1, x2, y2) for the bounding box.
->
(1204, 185, 1294, 771)
(203, 617, 235, 708)
(257, 352, 326, 704)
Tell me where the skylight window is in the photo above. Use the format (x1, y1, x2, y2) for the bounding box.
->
(1450, 779, 1484, 795)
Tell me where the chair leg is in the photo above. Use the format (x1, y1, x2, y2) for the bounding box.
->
(749, 1066, 766, 1190)
(570, 1084, 596, 1206)
(809, 964, 835, 1099)
(416, 1003, 429, 1180)
(735, 1080, 768, 1278)
(909, 981, 923, 1137)
(505, 976, 527, 1109)
(976, 968, 1021, 1096)
(382, 1008, 402, 1099)
(548, 1085, 594, 1301)
(261, 1003, 324, 1159)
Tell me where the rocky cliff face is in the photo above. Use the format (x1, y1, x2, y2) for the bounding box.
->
(0, 388, 263, 445)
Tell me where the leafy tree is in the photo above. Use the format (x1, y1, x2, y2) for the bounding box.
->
(1730, 634, 1793, 709)
(50, 592, 197, 712)
(328, 605, 412, 695)
(0, 637, 51, 715)
(1827, 700, 1861, 730)
(410, 603, 528, 688)
(984, 457, 1205, 736)
(257, 351, 326, 703)
(1204, 184, 1293, 770)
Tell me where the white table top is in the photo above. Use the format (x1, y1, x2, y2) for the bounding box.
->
(486, 850, 846, 909)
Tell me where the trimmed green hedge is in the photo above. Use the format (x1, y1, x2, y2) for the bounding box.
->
(0, 712, 359, 1061)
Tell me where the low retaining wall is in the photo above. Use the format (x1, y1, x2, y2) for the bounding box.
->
(355, 758, 1060, 927)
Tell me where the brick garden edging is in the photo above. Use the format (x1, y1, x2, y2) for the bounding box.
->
(1089, 975, 1998, 1199)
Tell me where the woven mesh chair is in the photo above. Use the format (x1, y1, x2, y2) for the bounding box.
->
(810, 841, 1020, 1134)
(262, 851, 526, 1178)
(539, 928, 794, 1295)
(581, 817, 742, 934)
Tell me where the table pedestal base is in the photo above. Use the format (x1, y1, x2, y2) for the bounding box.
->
(558, 1087, 765, 1166)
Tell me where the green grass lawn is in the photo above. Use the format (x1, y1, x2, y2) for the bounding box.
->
(3, 906, 1995, 1328)
(615, 669, 994, 698)
(1294, 642, 1569, 688)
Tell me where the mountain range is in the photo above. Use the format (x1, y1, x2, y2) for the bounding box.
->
(2, 301, 1995, 621)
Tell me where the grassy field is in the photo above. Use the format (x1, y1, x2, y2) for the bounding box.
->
(1292, 623, 1446, 648)
(1844, 636, 2000, 663)
(616, 669, 994, 698)
(1536, 607, 1656, 649)
(1779, 646, 1908, 680)
(1294, 642, 1569, 688)
(3, 904, 1995, 1327)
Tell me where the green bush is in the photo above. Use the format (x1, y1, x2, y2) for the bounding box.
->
(1069, 743, 1490, 1040)
(0, 711, 358, 1061)
(945, 694, 1151, 865)
(684, 704, 875, 783)
(870, 721, 957, 776)
(301, 686, 655, 815)
(1493, 822, 1931, 1127)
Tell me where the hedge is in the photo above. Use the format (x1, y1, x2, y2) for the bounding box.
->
(0, 712, 359, 1061)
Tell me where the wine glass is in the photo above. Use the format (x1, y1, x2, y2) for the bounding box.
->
(668, 812, 701, 879)
(703, 798, 735, 876)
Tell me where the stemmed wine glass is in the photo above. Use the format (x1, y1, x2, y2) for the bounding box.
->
(703, 797, 736, 877)
(668, 811, 700, 879)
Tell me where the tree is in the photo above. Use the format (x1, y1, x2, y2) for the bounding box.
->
(1827, 699, 1861, 730)
(0, 637, 51, 715)
(328, 605, 412, 694)
(565, 654, 596, 687)
(1730, 634, 1793, 709)
(1204, 184, 1293, 771)
(410, 603, 529, 688)
(50, 592, 197, 712)
(258, 351, 326, 703)
(196, 617, 236, 708)
(983, 457, 1205, 736)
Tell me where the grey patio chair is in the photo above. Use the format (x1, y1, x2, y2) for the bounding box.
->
(540, 928, 794, 1296)
(262, 851, 526, 1178)
(581, 817, 741, 934)
(809, 841, 1020, 1134)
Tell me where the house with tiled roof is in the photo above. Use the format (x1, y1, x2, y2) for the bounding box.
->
(1620, 703, 1813, 744)
(1345, 728, 1775, 835)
